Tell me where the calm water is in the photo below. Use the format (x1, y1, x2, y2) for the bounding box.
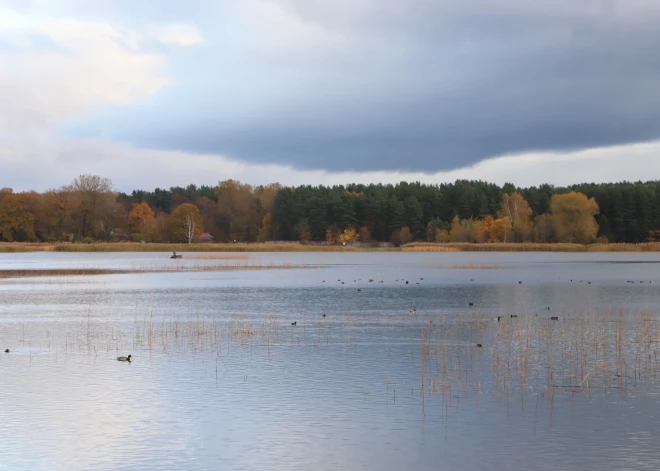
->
(1, 252, 660, 471)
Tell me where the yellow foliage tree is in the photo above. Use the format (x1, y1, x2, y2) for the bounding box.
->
(550, 192, 599, 243)
(170, 203, 203, 243)
(490, 217, 512, 242)
(339, 227, 359, 244)
(498, 192, 532, 242)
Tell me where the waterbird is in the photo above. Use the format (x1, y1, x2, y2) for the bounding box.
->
(420, 278, 424, 280)
(4, 349, 9, 353)
(497, 316, 501, 322)
(476, 344, 483, 348)
(291, 322, 297, 326)
(518, 281, 522, 284)
(510, 314, 519, 318)
(405, 281, 409, 284)
(357, 289, 362, 291)
(322, 314, 326, 318)
(469, 302, 474, 306)
(410, 309, 416, 314)
(117, 355, 131, 362)
(369, 279, 374, 283)
(550, 316, 559, 321)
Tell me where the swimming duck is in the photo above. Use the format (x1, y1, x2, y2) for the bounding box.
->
(322, 314, 326, 318)
(4, 349, 9, 353)
(550, 316, 559, 321)
(117, 355, 131, 362)
(476, 344, 483, 348)
(291, 322, 297, 326)
(510, 314, 519, 318)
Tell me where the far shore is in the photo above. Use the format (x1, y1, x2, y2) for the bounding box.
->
(2, 241, 660, 253)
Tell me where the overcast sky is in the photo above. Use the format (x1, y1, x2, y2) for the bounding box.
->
(3, 0, 660, 192)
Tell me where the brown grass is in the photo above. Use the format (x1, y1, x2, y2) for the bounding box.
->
(0, 268, 118, 278)
(404, 242, 660, 252)
(0, 262, 316, 279)
(430, 264, 502, 270)
(183, 254, 252, 260)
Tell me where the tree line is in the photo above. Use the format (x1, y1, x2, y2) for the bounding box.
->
(1, 175, 660, 244)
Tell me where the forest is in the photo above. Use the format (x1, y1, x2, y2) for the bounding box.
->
(1, 175, 660, 245)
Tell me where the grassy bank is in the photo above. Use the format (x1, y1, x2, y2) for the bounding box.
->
(403, 242, 660, 252)
(3, 241, 660, 253)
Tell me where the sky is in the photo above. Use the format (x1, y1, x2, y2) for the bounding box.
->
(3, 0, 660, 192)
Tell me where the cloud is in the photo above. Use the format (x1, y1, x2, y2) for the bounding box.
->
(5, 131, 660, 193)
(0, 8, 171, 130)
(61, 0, 660, 173)
(148, 23, 202, 46)
(3, 1, 660, 178)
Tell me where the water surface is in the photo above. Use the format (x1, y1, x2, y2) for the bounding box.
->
(1, 252, 660, 470)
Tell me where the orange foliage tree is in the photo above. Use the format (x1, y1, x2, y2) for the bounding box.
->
(128, 202, 155, 241)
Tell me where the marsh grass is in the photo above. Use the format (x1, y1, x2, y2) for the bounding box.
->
(184, 254, 253, 260)
(430, 264, 503, 270)
(0, 268, 119, 278)
(50, 242, 359, 252)
(0, 262, 316, 278)
(404, 242, 660, 252)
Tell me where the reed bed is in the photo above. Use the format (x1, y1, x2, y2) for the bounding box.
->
(0, 243, 56, 253)
(0, 268, 120, 278)
(404, 242, 660, 252)
(420, 309, 660, 403)
(50, 242, 359, 252)
(183, 254, 253, 260)
(0, 262, 316, 279)
(430, 264, 503, 270)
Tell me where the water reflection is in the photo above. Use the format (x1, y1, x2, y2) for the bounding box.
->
(1, 252, 660, 470)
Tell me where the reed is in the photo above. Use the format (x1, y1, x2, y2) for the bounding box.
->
(404, 242, 660, 252)
(0, 262, 316, 278)
(50, 242, 359, 252)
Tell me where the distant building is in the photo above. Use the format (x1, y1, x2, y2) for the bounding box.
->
(197, 232, 215, 243)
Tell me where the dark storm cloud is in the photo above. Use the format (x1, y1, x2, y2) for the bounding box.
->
(67, 0, 660, 171)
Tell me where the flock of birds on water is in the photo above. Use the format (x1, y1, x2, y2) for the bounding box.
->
(3, 272, 655, 362)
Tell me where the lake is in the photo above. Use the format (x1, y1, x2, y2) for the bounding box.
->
(1, 251, 660, 471)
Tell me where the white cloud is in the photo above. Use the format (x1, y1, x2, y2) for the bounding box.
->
(4, 132, 660, 192)
(0, 9, 194, 130)
(148, 22, 202, 46)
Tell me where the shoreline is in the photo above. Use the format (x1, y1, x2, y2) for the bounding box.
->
(2, 241, 660, 253)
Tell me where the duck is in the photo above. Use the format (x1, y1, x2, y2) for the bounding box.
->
(4, 349, 9, 353)
(497, 316, 501, 322)
(469, 302, 474, 307)
(291, 322, 297, 326)
(550, 316, 559, 321)
(170, 252, 182, 259)
(510, 314, 519, 318)
(405, 281, 409, 284)
(322, 314, 326, 318)
(476, 343, 483, 348)
(117, 355, 131, 362)
(409, 309, 416, 314)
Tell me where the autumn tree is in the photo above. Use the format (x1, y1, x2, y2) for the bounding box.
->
(339, 227, 359, 244)
(0, 194, 36, 242)
(65, 175, 116, 239)
(498, 192, 532, 242)
(550, 192, 600, 243)
(128, 202, 155, 241)
(170, 203, 202, 243)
